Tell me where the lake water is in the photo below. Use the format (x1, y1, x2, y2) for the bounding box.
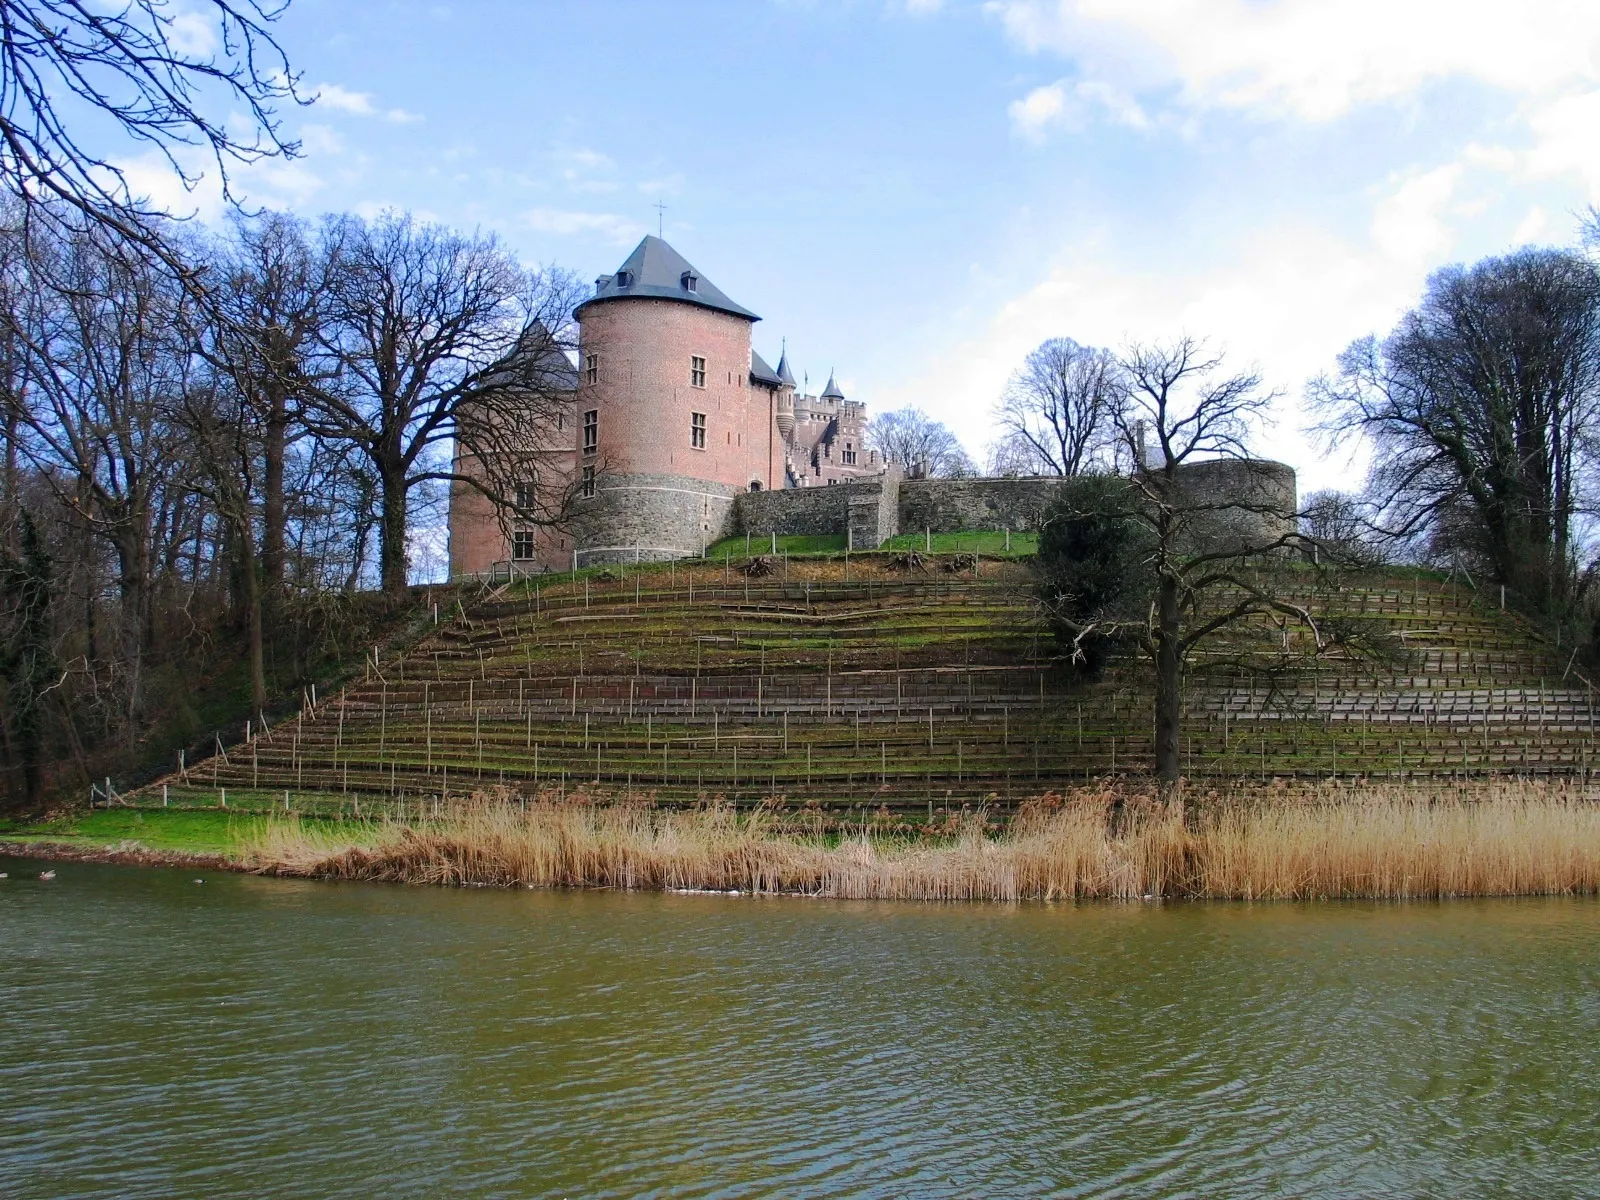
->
(3, 857, 1598, 1198)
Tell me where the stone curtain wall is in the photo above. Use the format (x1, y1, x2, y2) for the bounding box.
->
(730, 461, 1297, 553)
(738, 482, 856, 538)
(898, 477, 1063, 537)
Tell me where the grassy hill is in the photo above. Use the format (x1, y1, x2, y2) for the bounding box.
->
(127, 552, 1597, 818)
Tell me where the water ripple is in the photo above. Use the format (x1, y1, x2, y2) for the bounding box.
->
(3, 861, 1599, 1197)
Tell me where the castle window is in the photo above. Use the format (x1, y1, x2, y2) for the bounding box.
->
(512, 530, 536, 560)
(515, 480, 536, 510)
(690, 356, 706, 388)
(581, 465, 595, 499)
(842, 443, 856, 466)
(615, 269, 632, 288)
(582, 409, 598, 455)
(681, 271, 698, 293)
(585, 354, 598, 385)
(690, 411, 706, 449)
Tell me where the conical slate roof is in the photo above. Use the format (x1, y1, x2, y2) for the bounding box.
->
(775, 346, 796, 387)
(576, 235, 758, 322)
(820, 371, 845, 400)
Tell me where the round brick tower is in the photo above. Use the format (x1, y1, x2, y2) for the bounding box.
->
(571, 236, 782, 564)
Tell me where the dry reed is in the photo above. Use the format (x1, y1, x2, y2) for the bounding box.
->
(244, 780, 1600, 902)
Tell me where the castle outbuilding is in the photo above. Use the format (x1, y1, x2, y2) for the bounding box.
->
(448, 235, 884, 575)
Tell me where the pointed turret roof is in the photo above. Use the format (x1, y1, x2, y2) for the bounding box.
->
(821, 371, 845, 400)
(576, 235, 758, 322)
(776, 345, 796, 387)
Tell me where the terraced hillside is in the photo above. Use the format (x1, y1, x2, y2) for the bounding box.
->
(139, 554, 1598, 815)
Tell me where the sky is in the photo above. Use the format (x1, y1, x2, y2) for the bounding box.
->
(134, 0, 1600, 497)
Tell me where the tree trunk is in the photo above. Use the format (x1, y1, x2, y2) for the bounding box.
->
(233, 513, 268, 716)
(261, 377, 288, 595)
(378, 457, 409, 595)
(1153, 572, 1183, 787)
(113, 532, 149, 729)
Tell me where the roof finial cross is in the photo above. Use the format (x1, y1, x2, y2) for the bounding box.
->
(654, 200, 667, 238)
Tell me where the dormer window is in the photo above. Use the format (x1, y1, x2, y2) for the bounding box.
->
(681, 271, 698, 293)
(614, 269, 633, 288)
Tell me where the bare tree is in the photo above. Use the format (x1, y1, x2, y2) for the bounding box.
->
(173, 373, 269, 715)
(304, 212, 584, 594)
(6, 217, 197, 723)
(867, 406, 975, 477)
(199, 211, 326, 596)
(1313, 249, 1600, 616)
(0, 0, 300, 257)
(1042, 338, 1314, 790)
(984, 430, 1050, 477)
(997, 337, 1122, 476)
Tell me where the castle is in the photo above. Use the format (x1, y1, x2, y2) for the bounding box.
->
(448, 235, 1298, 576)
(448, 235, 886, 575)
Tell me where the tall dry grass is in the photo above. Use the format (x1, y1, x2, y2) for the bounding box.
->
(245, 780, 1600, 901)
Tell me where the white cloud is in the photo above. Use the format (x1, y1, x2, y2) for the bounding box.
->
(1009, 78, 1150, 138)
(312, 83, 422, 123)
(989, 0, 1600, 122)
(106, 142, 328, 225)
(167, 8, 219, 57)
(1512, 206, 1553, 246)
(312, 83, 378, 116)
(1370, 164, 1462, 261)
(1524, 89, 1600, 199)
(522, 208, 645, 244)
(298, 124, 345, 155)
(109, 150, 226, 224)
(988, 2, 1600, 237)
(1008, 83, 1069, 139)
(566, 148, 614, 171)
(637, 174, 685, 197)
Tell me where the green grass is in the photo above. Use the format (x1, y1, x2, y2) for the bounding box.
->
(0, 807, 371, 859)
(706, 533, 848, 558)
(880, 531, 1038, 556)
(0, 808, 255, 856)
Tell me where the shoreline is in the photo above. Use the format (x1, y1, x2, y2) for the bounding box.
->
(0, 839, 242, 872)
(10, 779, 1600, 902)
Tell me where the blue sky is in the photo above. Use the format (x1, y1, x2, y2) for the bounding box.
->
(138, 0, 1600, 496)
